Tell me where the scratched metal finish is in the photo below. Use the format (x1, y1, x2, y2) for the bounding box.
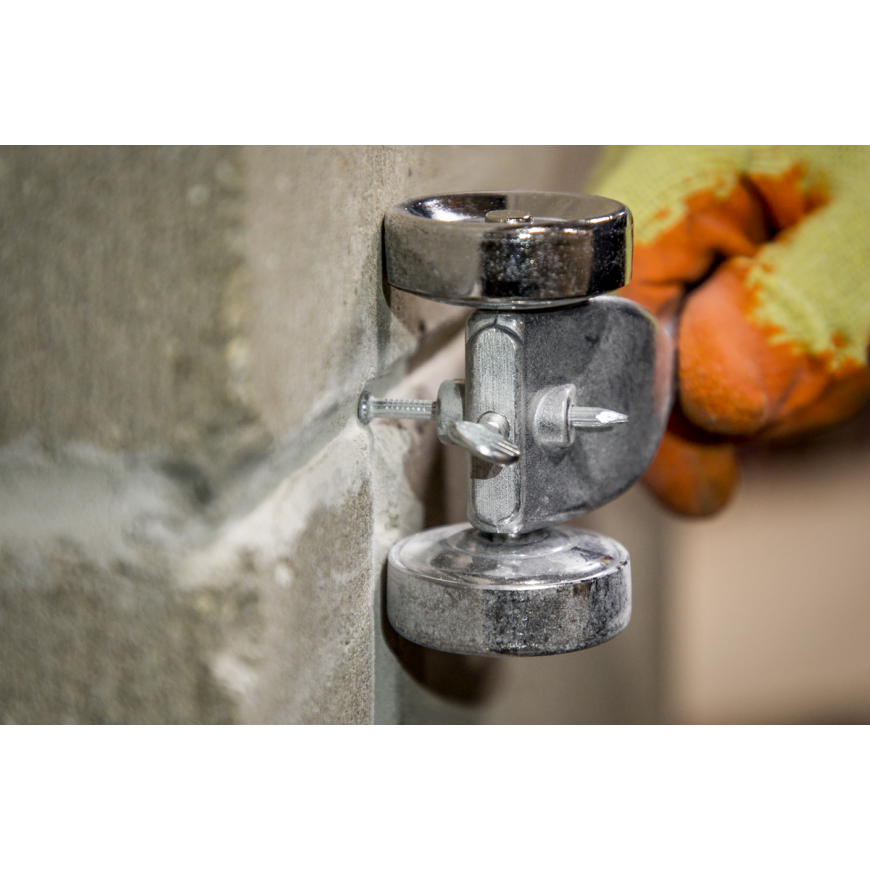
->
(464, 295, 673, 534)
(387, 523, 631, 656)
(465, 313, 523, 527)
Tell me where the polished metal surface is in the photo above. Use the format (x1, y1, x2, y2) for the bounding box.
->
(387, 523, 631, 656)
(535, 390, 629, 447)
(357, 392, 434, 424)
(466, 295, 673, 534)
(568, 407, 628, 428)
(484, 209, 532, 224)
(434, 378, 464, 444)
(363, 189, 674, 657)
(450, 420, 520, 466)
(384, 191, 633, 309)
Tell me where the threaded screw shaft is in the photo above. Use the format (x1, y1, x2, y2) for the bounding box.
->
(358, 391, 436, 425)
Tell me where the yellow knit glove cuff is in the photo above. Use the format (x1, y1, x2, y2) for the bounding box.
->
(595, 145, 870, 369)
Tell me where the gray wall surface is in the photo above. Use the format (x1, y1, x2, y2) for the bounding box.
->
(5, 145, 670, 724)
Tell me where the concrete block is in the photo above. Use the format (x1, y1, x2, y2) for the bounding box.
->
(183, 418, 399, 724)
(0, 146, 251, 453)
(0, 439, 236, 723)
(241, 146, 427, 436)
(0, 418, 415, 724)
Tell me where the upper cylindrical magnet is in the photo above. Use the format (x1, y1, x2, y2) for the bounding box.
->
(383, 191, 633, 309)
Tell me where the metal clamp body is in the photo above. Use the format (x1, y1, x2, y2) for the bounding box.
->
(465, 296, 671, 534)
(359, 191, 674, 657)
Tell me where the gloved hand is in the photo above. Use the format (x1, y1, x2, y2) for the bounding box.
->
(594, 146, 870, 516)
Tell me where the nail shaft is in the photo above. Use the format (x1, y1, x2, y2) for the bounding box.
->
(568, 407, 628, 429)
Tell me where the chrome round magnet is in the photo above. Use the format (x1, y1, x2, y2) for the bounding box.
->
(384, 191, 633, 309)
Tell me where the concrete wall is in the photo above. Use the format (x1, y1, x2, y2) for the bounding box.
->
(1, 145, 620, 724)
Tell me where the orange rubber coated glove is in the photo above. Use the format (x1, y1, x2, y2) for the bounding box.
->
(594, 146, 870, 516)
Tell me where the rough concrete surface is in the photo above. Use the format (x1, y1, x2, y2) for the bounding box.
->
(0, 438, 233, 723)
(0, 146, 614, 724)
(0, 146, 252, 453)
(180, 419, 388, 725)
(0, 421, 407, 724)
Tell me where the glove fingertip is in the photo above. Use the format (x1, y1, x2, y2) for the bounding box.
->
(678, 265, 775, 436)
(642, 430, 739, 517)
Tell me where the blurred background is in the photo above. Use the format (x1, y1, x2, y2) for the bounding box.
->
(1, 145, 867, 724)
